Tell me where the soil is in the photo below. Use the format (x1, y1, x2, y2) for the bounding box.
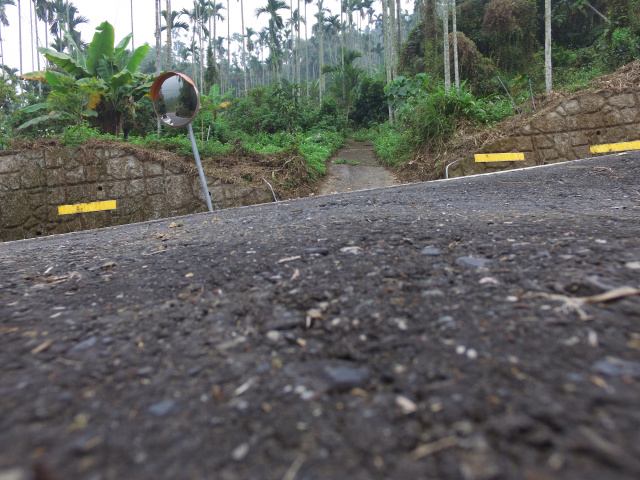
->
(1, 153, 640, 480)
(319, 140, 399, 195)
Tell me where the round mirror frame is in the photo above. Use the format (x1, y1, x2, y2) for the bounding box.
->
(150, 72, 200, 128)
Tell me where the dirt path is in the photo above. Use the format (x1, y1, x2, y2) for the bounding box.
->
(319, 139, 399, 195)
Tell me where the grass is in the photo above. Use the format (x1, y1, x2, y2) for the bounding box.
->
(333, 158, 359, 165)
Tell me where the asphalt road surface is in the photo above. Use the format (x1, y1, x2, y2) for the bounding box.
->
(1, 152, 639, 480)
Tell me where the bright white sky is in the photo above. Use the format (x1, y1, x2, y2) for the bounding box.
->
(2, 0, 390, 75)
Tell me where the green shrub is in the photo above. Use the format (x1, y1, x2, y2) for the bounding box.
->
(351, 76, 388, 127)
(375, 82, 513, 165)
(60, 124, 118, 146)
(610, 27, 640, 67)
(397, 85, 512, 151)
(373, 123, 412, 167)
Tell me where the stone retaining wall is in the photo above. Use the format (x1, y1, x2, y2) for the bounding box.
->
(449, 89, 640, 177)
(0, 146, 273, 242)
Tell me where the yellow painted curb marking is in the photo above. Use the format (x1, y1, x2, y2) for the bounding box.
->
(58, 200, 116, 215)
(475, 153, 525, 163)
(590, 140, 640, 154)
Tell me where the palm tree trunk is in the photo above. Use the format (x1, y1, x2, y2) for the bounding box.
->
(381, 0, 390, 84)
(452, 0, 459, 89)
(226, 0, 230, 92)
(545, 0, 552, 93)
(200, 23, 204, 93)
(166, 0, 172, 70)
(241, 0, 247, 95)
(29, 0, 35, 70)
(156, 0, 161, 136)
(212, 12, 216, 76)
(0, 24, 4, 69)
(318, 7, 324, 104)
(395, 0, 401, 47)
(443, 1, 450, 92)
(18, 0, 22, 75)
(304, 0, 309, 97)
(130, 0, 134, 50)
(387, 0, 396, 77)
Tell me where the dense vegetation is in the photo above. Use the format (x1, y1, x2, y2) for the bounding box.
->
(0, 0, 638, 185)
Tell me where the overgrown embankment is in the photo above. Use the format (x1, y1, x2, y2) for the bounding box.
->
(0, 136, 340, 241)
(391, 62, 640, 183)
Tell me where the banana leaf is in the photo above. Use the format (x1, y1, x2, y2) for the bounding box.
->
(37, 47, 89, 77)
(114, 33, 132, 59)
(87, 22, 115, 75)
(20, 71, 47, 81)
(21, 102, 48, 114)
(126, 44, 150, 73)
(17, 113, 63, 130)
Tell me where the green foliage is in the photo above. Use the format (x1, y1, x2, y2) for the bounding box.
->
(350, 76, 388, 127)
(17, 76, 102, 139)
(59, 124, 118, 147)
(385, 74, 430, 110)
(482, 0, 538, 71)
(609, 28, 640, 67)
(225, 83, 318, 133)
(373, 123, 412, 167)
(333, 158, 359, 165)
(529, 45, 606, 91)
(322, 48, 365, 122)
(296, 128, 344, 177)
(347, 127, 378, 142)
(26, 21, 152, 137)
(375, 82, 513, 164)
(0, 71, 20, 112)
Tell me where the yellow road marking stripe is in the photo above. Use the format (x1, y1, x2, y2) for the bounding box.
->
(590, 141, 640, 154)
(58, 201, 116, 215)
(475, 153, 525, 162)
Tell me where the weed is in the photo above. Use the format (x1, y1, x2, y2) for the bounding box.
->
(333, 158, 359, 165)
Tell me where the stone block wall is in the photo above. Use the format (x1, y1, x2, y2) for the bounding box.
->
(0, 146, 272, 241)
(449, 89, 640, 177)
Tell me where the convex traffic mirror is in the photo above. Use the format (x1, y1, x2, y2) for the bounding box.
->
(149, 72, 212, 212)
(150, 72, 200, 128)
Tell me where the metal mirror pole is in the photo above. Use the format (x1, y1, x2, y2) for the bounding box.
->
(187, 123, 213, 212)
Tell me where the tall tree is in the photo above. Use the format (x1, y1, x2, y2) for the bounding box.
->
(33, 0, 50, 51)
(239, 0, 247, 95)
(256, 0, 289, 78)
(442, 0, 450, 91)
(207, 2, 224, 84)
(545, 0, 552, 93)
(313, 0, 328, 103)
(130, 0, 134, 50)
(0, 0, 15, 70)
(166, 0, 171, 69)
(451, 0, 458, 89)
(161, 9, 189, 67)
(322, 47, 364, 122)
(304, 0, 312, 95)
(387, 0, 397, 73)
(18, 0, 22, 74)
(155, 0, 161, 76)
(380, 0, 391, 83)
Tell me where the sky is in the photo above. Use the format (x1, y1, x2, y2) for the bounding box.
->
(1, 0, 386, 75)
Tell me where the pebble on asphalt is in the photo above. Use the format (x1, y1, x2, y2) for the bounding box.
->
(148, 399, 177, 417)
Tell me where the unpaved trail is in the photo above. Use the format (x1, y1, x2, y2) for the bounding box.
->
(319, 139, 399, 195)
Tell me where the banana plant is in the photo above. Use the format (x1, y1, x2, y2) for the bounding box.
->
(20, 22, 152, 136)
(17, 72, 101, 138)
(200, 83, 235, 121)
